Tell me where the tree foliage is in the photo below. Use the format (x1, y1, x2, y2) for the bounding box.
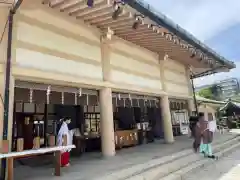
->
(197, 84, 223, 100)
(197, 87, 214, 99)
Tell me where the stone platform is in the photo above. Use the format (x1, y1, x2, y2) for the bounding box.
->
(14, 133, 237, 180)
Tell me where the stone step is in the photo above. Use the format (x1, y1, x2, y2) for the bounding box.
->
(95, 135, 240, 180)
(123, 136, 240, 180)
(158, 136, 240, 180)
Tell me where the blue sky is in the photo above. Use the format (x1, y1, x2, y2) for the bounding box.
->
(145, 0, 240, 87)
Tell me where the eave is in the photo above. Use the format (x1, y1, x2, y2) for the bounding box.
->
(38, 0, 235, 78)
(128, 0, 235, 69)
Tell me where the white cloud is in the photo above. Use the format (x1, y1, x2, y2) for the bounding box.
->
(147, 0, 240, 41)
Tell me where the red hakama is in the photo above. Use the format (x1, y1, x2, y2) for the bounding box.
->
(61, 151, 70, 167)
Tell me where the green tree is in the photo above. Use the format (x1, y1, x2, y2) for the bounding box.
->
(210, 84, 222, 100)
(197, 87, 214, 99)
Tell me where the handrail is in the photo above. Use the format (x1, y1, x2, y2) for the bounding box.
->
(0, 145, 76, 159)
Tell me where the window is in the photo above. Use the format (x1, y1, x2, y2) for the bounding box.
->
(208, 113, 213, 121)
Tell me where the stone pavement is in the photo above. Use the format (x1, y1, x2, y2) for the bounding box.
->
(14, 133, 237, 180)
(230, 129, 240, 135)
(219, 164, 240, 180)
(184, 145, 240, 180)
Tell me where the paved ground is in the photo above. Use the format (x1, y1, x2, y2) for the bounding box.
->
(14, 133, 237, 180)
(184, 149, 240, 180)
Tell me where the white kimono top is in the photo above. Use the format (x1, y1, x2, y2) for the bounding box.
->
(57, 122, 73, 152)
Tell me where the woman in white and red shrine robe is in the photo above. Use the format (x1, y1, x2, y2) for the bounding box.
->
(57, 118, 73, 167)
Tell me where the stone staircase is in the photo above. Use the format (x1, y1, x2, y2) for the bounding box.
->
(95, 135, 240, 180)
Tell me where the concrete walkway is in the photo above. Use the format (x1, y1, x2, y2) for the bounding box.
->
(184, 146, 240, 180)
(15, 133, 237, 180)
(219, 165, 240, 180)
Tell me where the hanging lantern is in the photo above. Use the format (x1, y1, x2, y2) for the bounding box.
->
(173, 36, 179, 45)
(96, 94, 99, 106)
(79, 88, 82, 97)
(29, 88, 33, 103)
(137, 98, 140, 107)
(179, 41, 185, 48)
(199, 52, 204, 61)
(46, 85, 51, 104)
(61, 92, 64, 105)
(118, 93, 121, 100)
(173, 38, 177, 44)
(86, 0, 94, 7)
(155, 99, 158, 108)
(128, 94, 132, 106)
(165, 33, 172, 41)
(74, 92, 77, 105)
(144, 97, 147, 107)
(86, 94, 89, 106)
(105, 27, 114, 40)
(179, 102, 182, 110)
(173, 102, 177, 110)
(132, 19, 140, 29)
(189, 48, 197, 58)
(188, 65, 193, 73)
(177, 102, 180, 110)
(190, 52, 196, 58)
(115, 97, 118, 107)
(132, 14, 144, 29)
(183, 43, 188, 49)
(112, 1, 124, 20)
(149, 24, 161, 33)
(164, 54, 168, 61)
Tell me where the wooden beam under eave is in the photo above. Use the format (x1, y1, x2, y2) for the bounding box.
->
(92, 12, 132, 26)
(59, 0, 85, 12)
(76, 5, 112, 19)
(70, 0, 109, 16)
(84, 12, 111, 22)
(42, 0, 50, 4)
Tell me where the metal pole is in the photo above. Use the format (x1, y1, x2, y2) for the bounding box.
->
(191, 77, 198, 116)
(1, 1, 23, 179)
(2, 11, 13, 140)
(1, 10, 14, 180)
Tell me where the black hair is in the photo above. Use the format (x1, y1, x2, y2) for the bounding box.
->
(61, 117, 70, 122)
(56, 117, 69, 134)
(189, 116, 198, 130)
(198, 112, 204, 117)
(189, 116, 198, 122)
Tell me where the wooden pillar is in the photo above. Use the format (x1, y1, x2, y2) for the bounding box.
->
(159, 55, 174, 143)
(160, 95, 174, 143)
(7, 158, 13, 180)
(54, 151, 61, 176)
(99, 28, 115, 157)
(100, 27, 113, 82)
(99, 87, 115, 157)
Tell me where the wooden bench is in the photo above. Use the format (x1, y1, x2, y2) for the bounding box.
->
(0, 145, 75, 180)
